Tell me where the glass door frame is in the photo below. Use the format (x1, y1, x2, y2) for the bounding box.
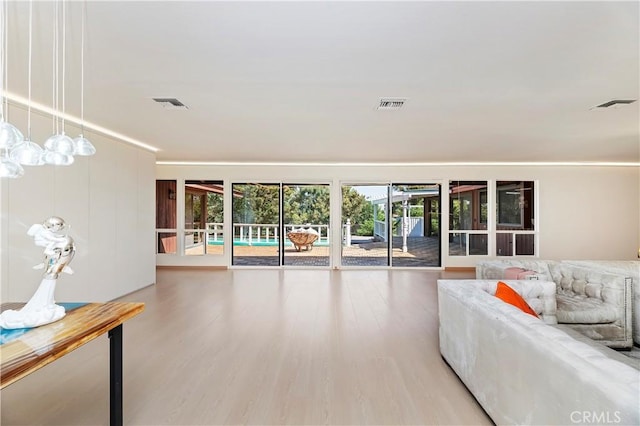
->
(231, 181, 332, 268)
(280, 183, 331, 267)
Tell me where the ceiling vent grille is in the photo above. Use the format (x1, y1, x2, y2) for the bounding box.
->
(377, 98, 407, 110)
(153, 98, 189, 110)
(594, 99, 636, 109)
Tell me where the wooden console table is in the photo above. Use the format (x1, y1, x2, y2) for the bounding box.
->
(1, 302, 144, 426)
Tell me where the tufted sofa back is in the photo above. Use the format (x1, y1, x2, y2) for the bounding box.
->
(549, 263, 625, 306)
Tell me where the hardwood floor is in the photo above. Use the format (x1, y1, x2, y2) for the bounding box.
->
(1, 269, 491, 425)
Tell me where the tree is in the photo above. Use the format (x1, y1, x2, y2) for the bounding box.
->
(341, 187, 372, 235)
(283, 185, 330, 225)
(207, 193, 223, 223)
(232, 184, 280, 224)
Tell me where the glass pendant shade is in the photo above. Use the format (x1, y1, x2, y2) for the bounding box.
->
(44, 132, 75, 155)
(0, 120, 24, 150)
(73, 135, 96, 156)
(0, 155, 25, 178)
(42, 149, 74, 166)
(10, 139, 44, 165)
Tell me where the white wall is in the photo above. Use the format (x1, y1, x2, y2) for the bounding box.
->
(156, 164, 639, 268)
(0, 105, 156, 303)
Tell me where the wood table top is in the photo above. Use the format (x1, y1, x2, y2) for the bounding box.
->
(0, 302, 144, 389)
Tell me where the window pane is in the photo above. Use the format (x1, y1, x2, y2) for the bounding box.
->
(479, 191, 488, 225)
(496, 232, 512, 256)
(469, 234, 488, 255)
(157, 232, 177, 254)
(185, 180, 224, 256)
(449, 181, 488, 231)
(341, 184, 389, 266)
(283, 184, 330, 267)
(232, 183, 280, 266)
(515, 234, 535, 255)
(497, 181, 535, 230)
(185, 230, 207, 256)
(449, 232, 466, 256)
(391, 183, 441, 267)
(156, 180, 177, 254)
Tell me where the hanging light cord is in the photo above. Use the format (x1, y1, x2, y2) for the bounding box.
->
(27, 0, 33, 140)
(80, 0, 85, 135)
(52, 0, 58, 133)
(1, 0, 8, 121)
(61, 0, 66, 133)
(0, 0, 4, 120)
(1, 0, 11, 122)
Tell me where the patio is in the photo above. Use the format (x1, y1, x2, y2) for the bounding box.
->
(186, 236, 442, 266)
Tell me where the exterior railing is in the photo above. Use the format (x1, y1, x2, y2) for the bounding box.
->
(374, 219, 386, 241)
(159, 222, 350, 252)
(230, 223, 330, 245)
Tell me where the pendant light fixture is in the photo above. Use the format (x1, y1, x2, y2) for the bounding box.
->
(0, 0, 24, 178)
(2, 0, 96, 179)
(43, 0, 74, 166)
(10, 0, 45, 167)
(73, 0, 95, 156)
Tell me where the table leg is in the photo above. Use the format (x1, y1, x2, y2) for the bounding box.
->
(109, 325, 123, 426)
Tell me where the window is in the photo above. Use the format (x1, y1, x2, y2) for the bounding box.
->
(184, 180, 224, 256)
(496, 181, 535, 256)
(448, 181, 488, 256)
(156, 180, 177, 254)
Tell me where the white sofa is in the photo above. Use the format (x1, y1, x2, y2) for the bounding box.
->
(562, 260, 639, 346)
(438, 279, 640, 426)
(476, 259, 633, 348)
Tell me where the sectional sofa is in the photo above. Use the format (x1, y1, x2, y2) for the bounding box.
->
(476, 259, 634, 348)
(438, 279, 640, 426)
(562, 261, 639, 346)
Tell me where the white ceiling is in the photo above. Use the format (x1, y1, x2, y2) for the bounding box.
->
(5, 1, 639, 163)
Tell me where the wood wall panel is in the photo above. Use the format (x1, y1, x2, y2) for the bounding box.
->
(156, 180, 177, 254)
(156, 180, 177, 228)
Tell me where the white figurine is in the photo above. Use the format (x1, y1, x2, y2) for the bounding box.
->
(0, 216, 76, 329)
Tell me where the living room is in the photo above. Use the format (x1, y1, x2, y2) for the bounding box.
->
(1, 1, 638, 424)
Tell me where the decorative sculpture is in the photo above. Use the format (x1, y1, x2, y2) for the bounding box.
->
(287, 225, 320, 252)
(0, 216, 76, 329)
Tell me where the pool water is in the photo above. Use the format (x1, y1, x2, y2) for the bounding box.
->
(207, 238, 329, 247)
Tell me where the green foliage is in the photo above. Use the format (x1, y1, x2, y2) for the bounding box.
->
(284, 185, 330, 225)
(232, 184, 280, 224)
(356, 218, 374, 236)
(341, 187, 372, 235)
(207, 193, 223, 223)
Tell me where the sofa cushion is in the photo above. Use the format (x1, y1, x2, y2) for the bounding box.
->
(503, 267, 539, 280)
(556, 294, 618, 324)
(495, 281, 539, 318)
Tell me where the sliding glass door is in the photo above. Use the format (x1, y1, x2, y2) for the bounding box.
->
(390, 184, 441, 267)
(340, 184, 390, 266)
(340, 183, 441, 267)
(232, 182, 331, 267)
(232, 183, 280, 266)
(283, 184, 330, 266)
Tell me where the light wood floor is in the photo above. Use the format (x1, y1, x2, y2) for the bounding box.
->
(1, 269, 491, 425)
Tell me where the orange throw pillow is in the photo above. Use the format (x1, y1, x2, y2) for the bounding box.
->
(494, 281, 539, 318)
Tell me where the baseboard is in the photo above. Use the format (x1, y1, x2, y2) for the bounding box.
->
(444, 267, 476, 272)
(112, 282, 156, 301)
(156, 265, 228, 271)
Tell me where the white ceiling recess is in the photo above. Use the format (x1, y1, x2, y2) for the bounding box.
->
(5, 1, 639, 164)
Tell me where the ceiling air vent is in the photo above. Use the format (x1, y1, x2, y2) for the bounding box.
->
(593, 99, 636, 109)
(377, 98, 407, 110)
(152, 98, 189, 110)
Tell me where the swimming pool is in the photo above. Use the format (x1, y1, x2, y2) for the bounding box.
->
(207, 238, 329, 247)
